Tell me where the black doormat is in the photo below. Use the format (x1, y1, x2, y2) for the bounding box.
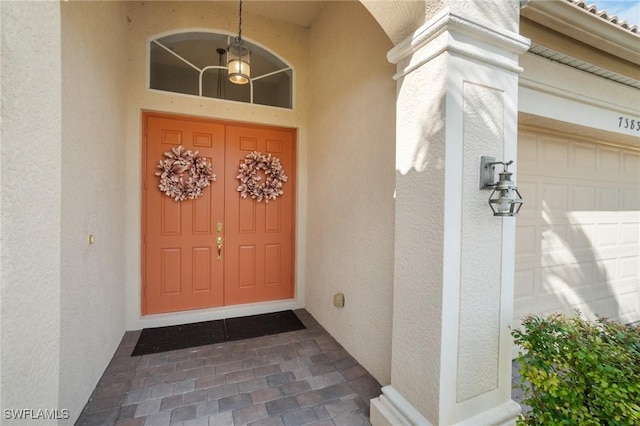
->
(131, 320, 226, 356)
(131, 310, 305, 356)
(226, 310, 306, 341)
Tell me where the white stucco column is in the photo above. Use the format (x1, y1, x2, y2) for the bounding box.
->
(370, 4, 530, 426)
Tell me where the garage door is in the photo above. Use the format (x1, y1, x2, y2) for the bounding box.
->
(515, 128, 640, 324)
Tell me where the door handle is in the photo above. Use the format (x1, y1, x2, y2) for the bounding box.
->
(217, 236, 223, 261)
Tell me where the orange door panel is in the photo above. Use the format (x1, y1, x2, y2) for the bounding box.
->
(224, 125, 295, 305)
(143, 115, 225, 314)
(142, 113, 295, 314)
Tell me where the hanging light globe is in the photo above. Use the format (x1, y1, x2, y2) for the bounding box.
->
(227, 37, 250, 85)
(227, 0, 250, 85)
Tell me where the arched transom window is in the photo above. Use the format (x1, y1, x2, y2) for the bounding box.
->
(150, 32, 293, 109)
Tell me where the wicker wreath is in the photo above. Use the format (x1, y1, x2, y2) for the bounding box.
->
(155, 145, 215, 201)
(236, 151, 288, 203)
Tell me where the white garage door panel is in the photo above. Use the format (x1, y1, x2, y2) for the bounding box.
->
(515, 130, 640, 324)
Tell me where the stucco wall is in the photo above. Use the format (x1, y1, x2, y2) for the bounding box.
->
(306, 1, 396, 385)
(0, 1, 62, 420)
(59, 2, 129, 422)
(123, 1, 310, 329)
(390, 53, 448, 422)
(519, 52, 640, 146)
(449, 0, 519, 33)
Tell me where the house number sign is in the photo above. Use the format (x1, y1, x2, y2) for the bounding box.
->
(618, 116, 639, 132)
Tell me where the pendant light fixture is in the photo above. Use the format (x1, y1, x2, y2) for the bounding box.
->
(227, 0, 250, 85)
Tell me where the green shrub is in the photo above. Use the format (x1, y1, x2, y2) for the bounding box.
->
(512, 313, 640, 425)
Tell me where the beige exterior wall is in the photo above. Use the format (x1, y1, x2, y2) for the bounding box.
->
(519, 54, 640, 145)
(59, 2, 129, 421)
(448, 0, 519, 32)
(390, 52, 448, 421)
(123, 1, 310, 329)
(1, 1, 63, 419)
(306, 1, 396, 385)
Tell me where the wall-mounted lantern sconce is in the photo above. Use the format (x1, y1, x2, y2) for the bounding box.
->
(479, 156, 523, 217)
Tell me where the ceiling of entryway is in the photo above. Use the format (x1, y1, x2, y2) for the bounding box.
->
(234, 1, 327, 28)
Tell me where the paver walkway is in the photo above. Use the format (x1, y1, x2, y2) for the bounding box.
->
(76, 309, 381, 426)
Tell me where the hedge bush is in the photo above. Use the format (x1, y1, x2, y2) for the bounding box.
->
(512, 313, 640, 425)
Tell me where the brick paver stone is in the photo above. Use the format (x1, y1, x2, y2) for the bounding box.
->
(238, 377, 269, 393)
(341, 365, 368, 381)
(294, 389, 325, 408)
(76, 408, 119, 426)
(251, 387, 282, 404)
(160, 394, 184, 411)
(332, 410, 369, 426)
(117, 404, 137, 422)
(115, 417, 144, 426)
(218, 393, 253, 412)
(323, 399, 360, 417)
(253, 364, 281, 378)
(281, 407, 319, 426)
(208, 382, 239, 400)
(141, 409, 171, 426)
(181, 416, 209, 426)
(195, 373, 225, 389)
(292, 367, 312, 381)
(280, 379, 312, 396)
(232, 403, 268, 424)
(169, 404, 196, 424)
(184, 366, 215, 380)
(333, 357, 358, 372)
(319, 383, 354, 400)
(172, 378, 196, 395)
(183, 388, 208, 405)
(150, 383, 173, 399)
(313, 404, 331, 420)
(307, 371, 345, 390)
(93, 382, 130, 399)
(265, 396, 300, 416)
(84, 394, 126, 414)
(207, 410, 234, 426)
(195, 399, 219, 417)
(226, 368, 254, 383)
(310, 363, 336, 376)
(312, 420, 338, 426)
(247, 416, 285, 426)
(133, 399, 161, 418)
(266, 371, 295, 387)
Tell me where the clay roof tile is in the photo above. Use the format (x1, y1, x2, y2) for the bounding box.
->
(565, 0, 638, 33)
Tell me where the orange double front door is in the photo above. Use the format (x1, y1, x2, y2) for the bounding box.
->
(142, 113, 295, 315)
